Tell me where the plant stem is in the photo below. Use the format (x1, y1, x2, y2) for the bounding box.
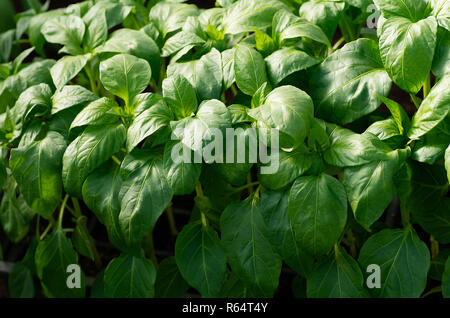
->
(40, 217, 55, 240)
(58, 194, 70, 228)
(111, 155, 122, 166)
(421, 286, 441, 298)
(84, 65, 98, 95)
(332, 36, 345, 52)
(144, 230, 159, 268)
(400, 205, 410, 227)
(195, 182, 204, 197)
(231, 181, 260, 194)
(71, 197, 82, 218)
(423, 73, 430, 98)
(347, 228, 357, 258)
(246, 173, 254, 195)
(166, 202, 178, 236)
(410, 94, 421, 109)
(430, 235, 439, 259)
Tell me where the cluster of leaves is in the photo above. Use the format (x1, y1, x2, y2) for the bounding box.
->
(0, 0, 449, 298)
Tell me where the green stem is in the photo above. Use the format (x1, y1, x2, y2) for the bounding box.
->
(410, 94, 421, 109)
(71, 197, 82, 218)
(111, 155, 122, 166)
(195, 182, 204, 197)
(40, 217, 56, 240)
(332, 37, 345, 52)
(84, 65, 98, 95)
(166, 202, 178, 236)
(400, 205, 410, 227)
(144, 230, 159, 268)
(423, 73, 430, 98)
(58, 194, 70, 228)
(231, 181, 260, 194)
(246, 173, 254, 195)
(421, 286, 442, 298)
(430, 235, 439, 259)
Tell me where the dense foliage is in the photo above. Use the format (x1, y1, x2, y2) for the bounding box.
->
(0, 0, 449, 298)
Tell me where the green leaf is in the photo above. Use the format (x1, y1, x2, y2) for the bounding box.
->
(260, 189, 314, 277)
(10, 131, 66, 218)
(99, 54, 151, 107)
(0, 29, 14, 63)
(104, 253, 156, 298)
(324, 125, 391, 167)
(83, 1, 132, 29)
(96, 29, 160, 81)
(221, 196, 282, 296)
(265, 47, 320, 85)
(41, 15, 85, 55)
(72, 216, 96, 261)
(0, 177, 35, 243)
(432, 27, 450, 78)
(234, 44, 268, 96)
(127, 100, 173, 152)
(377, 95, 411, 134)
(310, 38, 392, 125)
(412, 115, 450, 164)
(155, 257, 189, 298)
(222, 0, 287, 35)
(118, 150, 173, 248)
(299, 0, 345, 40)
(307, 246, 369, 298)
(288, 173, 347, 256)
(62, 123, 126, 197)
(90, 271, 106, 298)
(163, 141, 201, 195)
(343, 148, 410, 229)
(171, 99, 231, 152)
(194, 48, 223, 101)
(70, 97, 120, 129)
(259, 146, 312, 190)
(162, 74, 197, 120)
(175, 221, 227, 297)
(35, 227, 86, 298)
(379, 16, 437, 94)
(253, 28, 275, 56)
(248, 85, 314, 148)
(51, 85, 97, 114)
(161, 31, 205, 57)
(358, 227, 430, 298)
(374, 0, 432, 21)
(8, 262, 35, 298)
(50, 53, 91, 91)
(432, 0, 450, 31)
(408, 75, 450, 139)
(82, 162, 126, 250)
(280, 21, 331, 47)
(84, 10, 107, 51)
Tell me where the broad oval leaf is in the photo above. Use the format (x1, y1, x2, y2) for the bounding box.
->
(307, 246, 369, 298)
(310, 38, 392, 125)
(118, 150, 173, 248)
(234, 44, 268, 96)
(175, 221, 227, 297)
(62, 123, 126, 197)
(220, 196, 282, 296)
(10, 131, 66, 218)
(358, 227, 430, 298)
(288, 173, 347, 255)
(104, 253, 156, 298)
(99, 54, 151, 106)
(378, 16, 437, 94)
